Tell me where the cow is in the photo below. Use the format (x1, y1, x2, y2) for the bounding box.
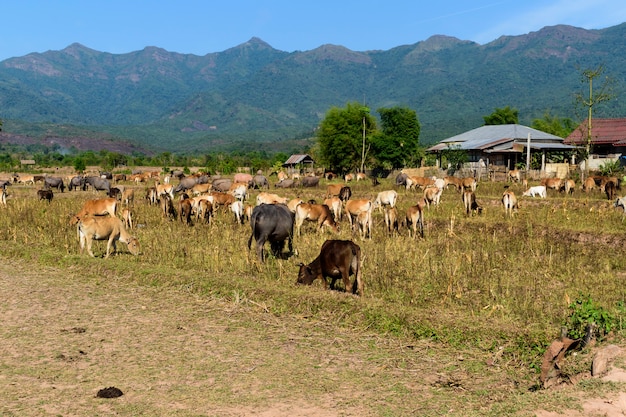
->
(564, 179, 575, 195)
(324, 172, 337, 180)
(247, 203, 295, 262)
(405, 204, 424, 238)
(384, 207, 399, 236)
(294, 203, 339, 236)
(297, 239, 363, 296)
(605, 180, 617, 201)
(190, 183, 212, 196)
(84, 176, 110, 194)
(250, 174, 269, 189)
(0, 185, 6, 206)
(121, 188, 135, 206)
(109, 187, 122, 200)
(230, 200, 245, 224)
(70, 198, 117, 225)
(462, 191, 482, 216)
(121, 208, 133, 230)
(233, 173, 253, 184)
(502, 190, 518, 218)
(229, 183, 248, 201)
(197, 199, 213, 224)
(211, 178, 232, 193)
(77, 215, 140, 259)
(256, 192, 288, 206)
(146, 187, 158, 205)
(44, 176, 65, 192)
(423, 186, 443, 209)
(113, 173, 127, 183)
(15, 174, 36, 185)
(276, 171, 288, 182)
(614, 196, 626, 217)
(522, 185, 547, 198)
(155, 180, 175, 200)
(406, 176, 435, 191)
(160, 194, 176, 219)
(461, 177, 477, 192)
(508, 169, 521, 182)
(372, 190, 398, 212)
(326, 184, 343, 199)
(582, 177, 596, 193)
(178, 196, 193, 225)
(339, 186, 352, 202)
(444, 176, 463, 192)
(37, 189, 53, 203)
(287, 198, 304, 213)
(540, 178, 562, 193)
(301, 176, 320, 188)
(344, 173, 355, 182)
(275, 179, 296, 188)
(209, 191, 236, 210)
(356, 172, 367, 181)
(344, 199, 373, 236)
(323, 197, 342, 221)
(68, 176, 85, 191)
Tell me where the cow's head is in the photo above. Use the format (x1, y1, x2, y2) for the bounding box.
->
(296, 263, 316, 285)
(126, 237, 141, 256)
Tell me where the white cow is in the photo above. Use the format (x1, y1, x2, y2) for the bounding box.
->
(372, 190, 398, 212)
(522, 185, 547, 198)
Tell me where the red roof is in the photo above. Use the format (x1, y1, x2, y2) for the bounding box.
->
(565, 118, 626, 146)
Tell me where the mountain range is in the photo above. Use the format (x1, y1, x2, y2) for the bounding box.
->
(1, 23, 625, 155)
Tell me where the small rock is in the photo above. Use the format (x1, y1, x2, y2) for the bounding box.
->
(592, 345, 622, 377)
(96, 386, 124, 398)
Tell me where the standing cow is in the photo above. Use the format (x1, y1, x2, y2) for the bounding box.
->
(248, 203, 295, 262)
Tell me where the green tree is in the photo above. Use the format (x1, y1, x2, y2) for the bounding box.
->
(317, 102, 377, 173)
(370, 106, 422, 169)
(73, 157, 86, 173)
(483, 106, 519, 125)
(531, 110, 576, 137)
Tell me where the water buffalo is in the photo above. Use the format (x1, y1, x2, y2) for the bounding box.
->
(84, 176, 111, 193)
(247, 203, 294, 262)
(37, 189, 53, 203)
(68, 175, 86, 191)
(395, 172, 408, 187)
(275, 179, 295, 188)
(173, 176, 198, 193)
(44, 176, 65, 192)
(211, 178, 232, 192)
(250, 174, 269, 189)
(301, 176, 320, 188)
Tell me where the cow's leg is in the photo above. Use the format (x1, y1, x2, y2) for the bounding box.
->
(86, 238, 96, 258)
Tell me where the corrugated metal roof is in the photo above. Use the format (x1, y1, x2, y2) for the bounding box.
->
(283, 154, 314, 165)
(565, 118, 626, 146)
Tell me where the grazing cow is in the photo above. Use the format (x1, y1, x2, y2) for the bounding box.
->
(287, 198, 304, 213)
(508, 169, 521, 182)
(247, 203, 295, 262)
(326, 184, 343, 199)
(121, 188, 135, 206)
(582, 177, 596, 192)
(275, 179, 296, 188)
(324, 172, 337, 180)
(160, 194, 176, 219)
(229, 183, 248, 201)
(155, 180, 175, 200)
(323, 197, 342, 221)
(344, 199, 373, 235)
(356, 172, 367, 181)
(256, 192, 288, 206)
(301, 176, 320, 188)
(384, 207, 399, 236)
(71, 198, 117, 225)
(444, 176, 463, 192)
(614, 197, 626, 217)
(84, 176, 110, 194)
(372, 190, 398, 212)
(146, 187, 158, 205)
(174, 176, 199, 194)
(113, 173, 126, 183)
(605, 180, 617, 201)
(395, 172, 408, 187)
(433, 178, 446, 191)
(250, 174, 269, 189)
(178, 196, 193, 225)
(68, 175, 85, 191)
(540, 178, 562, 193)
(423, 186, 443, 209)
(294, 203, 339, 236)
(502, 190, 518, 218)
(564, 179, 575, 195)
(462, 191, 482, 216)
(405, 204, 424, 238)
(77, 215, 140, 258)
(406, 176, 435, 191)
(37, 189, 53, 203)
(522, 185, 547, 198)
(109, 187, 122, 200)
(339, 186, 352, 202)
(461, 177, 477, 192)
(230, 200, 245, 224)
(211, 178, 232, 193)
(121, 208, 133, 229)
(344, 173, 355, 182)
(190, 183, 212, 196)
(44, 176, 66, 192)
(198, 199, 213, 224)
(297, 239, 363, 296)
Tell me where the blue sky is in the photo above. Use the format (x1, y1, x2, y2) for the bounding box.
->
(1, 0, 625, 61)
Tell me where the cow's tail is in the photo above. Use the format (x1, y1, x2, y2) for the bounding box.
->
(351, 243, 364, 296)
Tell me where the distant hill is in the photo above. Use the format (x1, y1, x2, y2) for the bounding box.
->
(1, 24, 625, 155)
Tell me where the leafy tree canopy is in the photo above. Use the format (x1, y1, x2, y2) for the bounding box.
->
(483, 106, 519, 125)
(370, 106, 422, 169)
(531, 110, 576, 138)
(317, 102, 376, 173)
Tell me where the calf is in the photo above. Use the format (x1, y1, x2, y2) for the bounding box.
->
(37, 189, 54, 203)
(502, 190, 518, 218)
(423, 186, 442, 209)
(294, 203, 339, 236)
(77, 215, 140, 258)
(122, 188, 135, 206)
(405, 204, 424, 238)
(121, 208, 133, 230)
(297, 239, 363, 295)
(384, 207, 399, 236)
(178, 196, 193, 225)
(344, 199, 373, 235)
(160, 194, 176, 219)
(582, 177, 596, 193)
(462, 191, 482, 216)
(522, 185, 547, 198)
(323, 197, 342, 221)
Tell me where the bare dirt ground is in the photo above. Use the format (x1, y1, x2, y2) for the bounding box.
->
(2, 258, 626, 416)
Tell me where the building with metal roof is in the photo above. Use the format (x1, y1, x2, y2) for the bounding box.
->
(564, 118, 626, 153)
(427, 124, 576, 169)
(282, 154, 315, 174)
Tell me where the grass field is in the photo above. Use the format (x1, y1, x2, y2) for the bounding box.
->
(1, 173, 626, 416)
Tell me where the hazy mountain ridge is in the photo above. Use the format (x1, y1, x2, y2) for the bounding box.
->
(1, 23, 625, 154)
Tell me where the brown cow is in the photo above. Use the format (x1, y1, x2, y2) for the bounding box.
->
(71, 198, 117, 225)
(77, 215, 140, 258)
(211, 191, 237, 210)
(605, 180, 617, 201)
(508, 169, 521, 182)
(582, 177, 596, 192)
(179, 196, 193, 225)
(294, 203, 339, 236)
(461, 177, 477, 192)
(121, 208, 133, 230)
(502, 190, 518, 218)
(344, 199, 373, 235)
(384, 207, 399, 236)
(423, 186, 442, 210)
(256, 192, 288, 206)
(405, 204, 424, 238)
(564, 179, 575, 195)
(323, 197, 342, 221)
(462, 191, 482, 216)
(444, 176, 463, 192)
(326, 184, 343, 199)
(540, 177, 562, 193)
(297, 239, 363, 296)
(37, 189, 53, 203)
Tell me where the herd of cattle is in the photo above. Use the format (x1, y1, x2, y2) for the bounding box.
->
(1, 168, 625, 296)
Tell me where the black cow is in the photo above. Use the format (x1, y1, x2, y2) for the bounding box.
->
(250, 174, 269, 189)
(68, 175, 85, 191)
(247, 203, 294, 263)
(173, 176, 198, 193)
(301, 176, 320, 188)
(37, 189, 53, 203)
(44, 176, 65, 192)
(84, 176, 111, 193)
(297, 239, 363, 296)
(339, 186, 351, 202)
(109, 187, 122, 200)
